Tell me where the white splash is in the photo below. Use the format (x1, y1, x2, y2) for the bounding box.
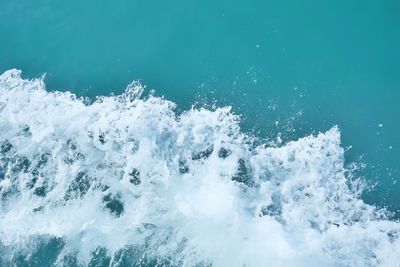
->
(0, 69, 399, 266)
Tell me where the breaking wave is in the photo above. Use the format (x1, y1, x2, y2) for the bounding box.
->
(0, 69, 399, 266)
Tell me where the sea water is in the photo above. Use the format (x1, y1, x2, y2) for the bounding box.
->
(1, 1, 400, 266)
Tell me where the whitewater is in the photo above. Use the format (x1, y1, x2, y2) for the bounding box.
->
(0, 69, 399, 266)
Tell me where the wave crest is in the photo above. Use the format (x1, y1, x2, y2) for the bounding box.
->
(0, 69, 399, 266)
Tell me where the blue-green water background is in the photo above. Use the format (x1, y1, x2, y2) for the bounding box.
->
(1, 0, 399, 215)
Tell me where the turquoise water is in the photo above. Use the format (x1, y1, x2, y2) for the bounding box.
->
(1, 1, 400, 266)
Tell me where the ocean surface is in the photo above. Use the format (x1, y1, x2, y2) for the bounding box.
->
(0, 1, 400, 266)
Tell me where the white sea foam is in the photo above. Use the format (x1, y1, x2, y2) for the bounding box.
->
(0, 69, 399, 266)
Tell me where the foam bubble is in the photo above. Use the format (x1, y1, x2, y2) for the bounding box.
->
(0, 69, 399, 266)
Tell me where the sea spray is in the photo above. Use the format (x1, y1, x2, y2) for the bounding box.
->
(0, 70, 399, 266)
